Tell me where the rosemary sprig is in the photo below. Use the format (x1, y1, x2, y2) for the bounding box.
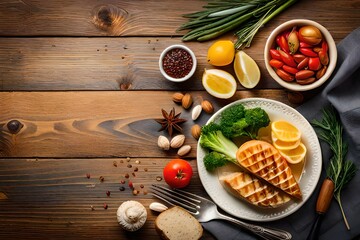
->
(178, 0, 298, 49)
(312, 107, 357, 230)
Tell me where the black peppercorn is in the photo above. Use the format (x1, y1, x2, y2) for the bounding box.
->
(7, 120, 23, 134)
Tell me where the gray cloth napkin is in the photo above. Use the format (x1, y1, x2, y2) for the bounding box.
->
(201, 27, 360, 240)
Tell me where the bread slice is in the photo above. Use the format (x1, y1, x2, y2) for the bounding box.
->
(220, 172, 291, 208)
(155, 206, 203, 240)
(236, 140, 302, 199)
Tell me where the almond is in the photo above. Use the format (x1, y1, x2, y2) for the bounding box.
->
(172, 92, 184, 103)
(201, 100, 214, 114)
(177, 145, 191, 156)
(182, 93, 193, 109)
(191, 124, 201, 140)
(170, 134, 185, 148)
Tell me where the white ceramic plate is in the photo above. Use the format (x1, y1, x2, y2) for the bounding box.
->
(197, 98, 322, 222)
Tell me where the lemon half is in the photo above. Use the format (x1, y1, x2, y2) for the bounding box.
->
(234, 51, 260, 89)
(202, 69, 237, 99)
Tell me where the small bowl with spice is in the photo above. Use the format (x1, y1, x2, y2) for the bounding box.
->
(264, 19, 337, 91)
(159, 44, 197, 82)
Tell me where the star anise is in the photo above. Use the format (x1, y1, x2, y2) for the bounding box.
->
(155, 108, 187, 137)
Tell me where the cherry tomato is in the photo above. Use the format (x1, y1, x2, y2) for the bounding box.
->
(322, 40, 328, 52)
(163, 159, 193, 189)
(278, 50, 297, 67)
(295, 70, 315, 80)
(269, 59, 284, 69)
(297, 57, 309, 70)
(269, 49, 282, 61)
(299, 48, 318, 57)
(276, 35, 290, 53)
(309, 57, 322, 71)
(276, 69, 294, 82)
(316, 66, 327, 79)
(318, 50, 329, 65)
(293, 54, 306, 63)
(283, 65, 299, 75)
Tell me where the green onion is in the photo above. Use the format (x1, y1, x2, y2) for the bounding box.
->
(178, 0, 298, 49)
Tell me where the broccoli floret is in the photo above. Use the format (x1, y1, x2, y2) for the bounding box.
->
(244, 107, 270, 139)
(219, 104, 270, 139)
(200, 122, 238, 160)
(203, 152, 236, 171)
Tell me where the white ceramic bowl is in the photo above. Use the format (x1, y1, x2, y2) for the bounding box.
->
(264, 19, 337, 91)
(159, 44, 197, 82)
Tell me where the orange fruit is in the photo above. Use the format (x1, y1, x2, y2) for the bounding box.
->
(202, 69, 237, 99)
(271, 120, 301, 142)
(279, 143, 307, 164)
(207, 40, 235, 66)
(272, 132, 301, 150)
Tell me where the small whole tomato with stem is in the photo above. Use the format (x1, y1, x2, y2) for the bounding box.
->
(163, 159, 193, 189)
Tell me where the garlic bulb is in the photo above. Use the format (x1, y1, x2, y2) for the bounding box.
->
(117, 200, 147, 231)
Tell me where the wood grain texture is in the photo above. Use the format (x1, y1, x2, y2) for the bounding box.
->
(0, 90, 291, 158)
(0, 158, 213, 239)
(0, 37, 280, 91)
(0, 0, 358, 37)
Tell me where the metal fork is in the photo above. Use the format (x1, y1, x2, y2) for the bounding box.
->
(150, 184, 292, 240)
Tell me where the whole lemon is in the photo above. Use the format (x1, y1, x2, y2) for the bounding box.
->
(207, 40, 235, 66)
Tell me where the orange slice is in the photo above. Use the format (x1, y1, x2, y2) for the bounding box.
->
(271, 132, 301, 150)
(279, 143, 307, 164)
(271, 120, 301, 142)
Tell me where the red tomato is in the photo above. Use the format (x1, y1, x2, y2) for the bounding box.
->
(163, 159, 193, 189)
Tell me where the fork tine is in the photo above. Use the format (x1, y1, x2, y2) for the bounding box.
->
(175, 187, 211, 202)
(152, 184, 202, 205)
(150, 185, 199, 209)
(150, 187, 197, 214)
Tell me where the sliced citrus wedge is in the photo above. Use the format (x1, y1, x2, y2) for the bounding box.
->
(234, 51, 260, 89)
(279, 143, 307, 164)
(271, 132, 301, 150)
(202, 69, 237, 99)
(271, 120, 301, 142)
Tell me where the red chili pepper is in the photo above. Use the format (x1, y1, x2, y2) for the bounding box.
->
(269, 59, 284, 69)
(316, 66, 327, 79)
(297, 57, 309, 70)
(300, 42, 313, 48)
(276, 69, 295, 82)
(309, 57, 322, 71)
(283, 65, 299, 75)
(276, 35, 290, 53)
(293, 54, 306, 63)
(300, 48, 318, 57)
(318, 50, 329, 65)
(269, 49, 282, 61)
(295, 70, 315, 80)
(296, 77, 316, 85)
(322, 40, 328, 53)
(278, 50, 297, 67)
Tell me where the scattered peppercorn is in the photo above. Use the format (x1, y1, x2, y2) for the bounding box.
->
(120, 159, 124, 163)
(90, 205, 95, 211)
(144, 168, 148, 172)
(143, 190, 148, 195)
(128, 181, 133, 189)
(156, 176, 163, 181)
(134, 167, 138, 172)
(132, 172, 136, 177)
(125, 173, 129, 179)
(113, 161, 118, 167)
(127, 164, 132, 168)
(103, 203, 108, 209)
(140, 184, 144, 188)
(86, 173, 91, 179)
(135, 160, 140, 164)
(132, 189, 139, 195)
(126, 157, 131, 162)
(99, 176, 105, 182)
(119, 186, 125, 191)
(120, 180, 125, 184)
(106, 191, 111, 197)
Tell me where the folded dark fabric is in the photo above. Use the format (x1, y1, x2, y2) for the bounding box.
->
(201, 27, 360, 240)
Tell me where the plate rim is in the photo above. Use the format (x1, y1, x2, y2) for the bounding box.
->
(196, 97, 322, 222)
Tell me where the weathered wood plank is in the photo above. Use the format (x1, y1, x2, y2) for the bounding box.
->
(0, 0, 358, 37)
(0, 90, 291, 158)
(0, 158, 213, 239)
(0, 37, 282, 91)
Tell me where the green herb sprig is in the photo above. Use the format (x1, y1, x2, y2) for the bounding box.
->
(178, 0, 298, 49)
(312, 107, 357, 230)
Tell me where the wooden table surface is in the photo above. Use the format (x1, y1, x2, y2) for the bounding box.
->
(0, 0, 359, 239)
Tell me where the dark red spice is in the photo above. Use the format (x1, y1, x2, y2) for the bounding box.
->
(113, 161, 118, 167)
(99, 176, 105, 182)
(125, 173, 130, 179)
(128, 181, 133, 189)
(106, 191, 111, 197)
(140, 184, 144, 188)
(103, 203, 108, 209)
(132, 172, 136, 177)
(120, 180, 126, 184)
(86, 173, 91, 179)
(163, 48, 193, 78)
(127, 164, 132, 168)
(134, 167, 138, 172)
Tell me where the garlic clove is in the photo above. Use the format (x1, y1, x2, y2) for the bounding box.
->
(158, 135, 170, 150)
(149, 202, 168, 213)
(191, 105, 202, 121)
(170, 134, 185, 149)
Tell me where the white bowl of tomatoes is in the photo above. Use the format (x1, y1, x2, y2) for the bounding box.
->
(264, 19, 337, 91)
